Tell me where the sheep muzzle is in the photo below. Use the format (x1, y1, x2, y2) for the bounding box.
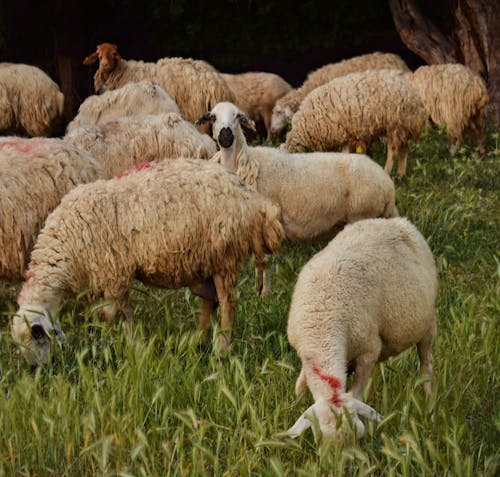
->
(218, 127, 234, 148)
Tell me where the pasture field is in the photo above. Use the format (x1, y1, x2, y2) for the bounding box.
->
(0, 125, 498, 476)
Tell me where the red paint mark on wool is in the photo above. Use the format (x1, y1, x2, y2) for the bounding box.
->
(312, 363, 343, 408)
(117, 161, 152, 179)
(0, 139, 46, 154)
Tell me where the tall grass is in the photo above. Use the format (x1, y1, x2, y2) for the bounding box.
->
(0, 125, 498, 476)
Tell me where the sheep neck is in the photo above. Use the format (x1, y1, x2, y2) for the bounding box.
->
(218, 128, 247, 173)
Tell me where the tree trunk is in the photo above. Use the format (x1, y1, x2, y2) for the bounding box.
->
(389, 0, 500, 124)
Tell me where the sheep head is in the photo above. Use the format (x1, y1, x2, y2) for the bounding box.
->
(286, 395, 383, 441)
(11, 305, 65, 366)
(84, 43, 122, 93)
(270, 101, 294, 138)
(196, 102, 255, 149)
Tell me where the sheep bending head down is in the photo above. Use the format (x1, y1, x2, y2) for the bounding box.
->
(12, 159, 284, 366)
(286, 217, 438, 440)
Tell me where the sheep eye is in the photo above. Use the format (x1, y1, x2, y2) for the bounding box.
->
(30, 324, 46, 340)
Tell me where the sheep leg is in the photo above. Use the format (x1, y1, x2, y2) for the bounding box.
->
(417, 326, 435, 398)
(384, 144, 395, 176)
(350, 344, 381, 401)
(470, 110, 485, 155)
(396, 143, 408, 179)
(254, 254, 271, 297)
(198, 298, 215, 344)
(213, 272, 237, 351)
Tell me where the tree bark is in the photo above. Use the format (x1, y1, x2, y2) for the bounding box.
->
(389, 0, 500, 124)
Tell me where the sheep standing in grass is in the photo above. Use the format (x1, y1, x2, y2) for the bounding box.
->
(197, 102, 397, 294)
(283, 69, 427, 179)
(65, 113, 216, 177)
(0, 137, 104, 281)
(221, 72, 292, 139)
(405, 64, 488, 155)
(270, 52, 410, 138)
(83, 43, 235, 123)
(66, 80, 180, 132)
(12, 159, 284, 365)
(0, 63, 64, 137)
(286, 217, 438, 440)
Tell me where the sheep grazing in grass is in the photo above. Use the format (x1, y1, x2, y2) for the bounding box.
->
(66, 80, 180, 132)
(221, 72, 292, 139)
(283, 69, 427, 179)
(0, 63, 64, 137)
(270, 52, 410, 138)
(405, 64, 488, 155)
(65, 113, 217, 178)
(0, 137, 104, 281)
(286, 217, 438, 440)
(197, 102, 397, 295)
(12, 159, 284, 366)
(83, 43, 235, 123)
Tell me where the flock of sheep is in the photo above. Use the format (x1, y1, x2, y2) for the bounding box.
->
(0, 43, 489, 440)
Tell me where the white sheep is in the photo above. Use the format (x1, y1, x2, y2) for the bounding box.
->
(270, 52, 410, 138)
(0, 63, 64, 137)
(283, 69, 427, 179)
(196, 102, 398, 295)
(12, 158, 284, 365)
(66, 80, 180, 132)
(83, 43, 235, 123)
(65, 112, 217, 178)
(221, 72, 292, 139)
(286, 217, 438, 440)
(0, 137, 104, 281)
(405, 64, 488, 155)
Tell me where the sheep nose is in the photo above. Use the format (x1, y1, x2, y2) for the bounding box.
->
(218, 127, 234, 148)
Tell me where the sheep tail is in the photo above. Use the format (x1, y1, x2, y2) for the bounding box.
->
(251, 203, 284, 257)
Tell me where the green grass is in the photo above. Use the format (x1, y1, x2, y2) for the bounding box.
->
(0, 125, 499, 476)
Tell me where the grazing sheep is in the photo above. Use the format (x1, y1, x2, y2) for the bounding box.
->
(12, 159, 284, 365)
(286, 217, 438, 440)
(283, 69, 427, 179)
(405, 64, 488, 155)
(66, 80, 180, 132)
(65, 113, 217, 178)
(83, 43, 235, 122)
(0, 63, 64, 137)
(197, 102, 397, 295)
(270, 52, 410, 137)
(0, 137, 104, 281)
(221, 72, 292, 139)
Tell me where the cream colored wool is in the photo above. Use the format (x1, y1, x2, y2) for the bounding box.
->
(406, 64, 488, 154)
(65, 113, 217, 178)
(0, 63, 64, 137)
(12, 159, 284, 365)
(270, 52, 409, 137)
(286, 217, 438, 439)
(84, 43, 235, 123)
(199, 102, 398, 296)
(283, 69, 427, 178)
(221, 72, 292, 139)
(0, 137, 104, 281)
(66, 81, 180, 132)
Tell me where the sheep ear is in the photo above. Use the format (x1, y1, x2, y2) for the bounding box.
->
(195, 112, 215, 126)
(237, 113, 256, 132)
(349, 397, 383, 422)
(285, 402, 316, 438)
(83, 52, 98, 65)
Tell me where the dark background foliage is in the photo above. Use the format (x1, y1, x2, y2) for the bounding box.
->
(0, 0, 426, 113)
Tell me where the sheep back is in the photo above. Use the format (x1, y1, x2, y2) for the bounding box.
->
(284, 69, 426, 153)
(66, 81, 180, 132)
(65, 113, 217, 178)
(0, 63, 64, 137)
(0, 137, 104, 280)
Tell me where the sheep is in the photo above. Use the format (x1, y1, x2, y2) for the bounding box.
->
(282, 69, 427, 179)
(12, 158, 284, 365)
(286, 217, 438, 440)
(0, 63, 64, 137)
(83, 43, 235, 123)
(221, 72, 292, 139)
(269, 52, 410, 138)
(65, 113, 217, 178)
(0, 137, 104, 281)
(66, 80, 180, 132)
(405, 64, 488, 155)
(196, 102, 398, 295)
